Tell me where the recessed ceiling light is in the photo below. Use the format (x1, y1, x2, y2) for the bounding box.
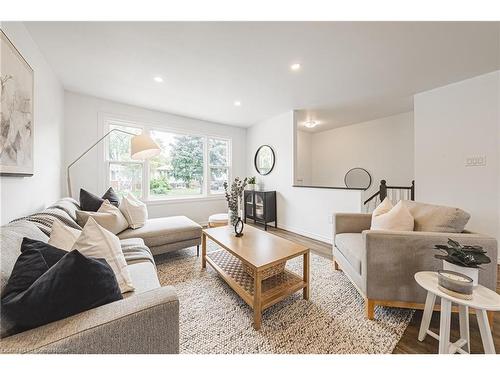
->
(154, 76, 164, 83)
(304, 121, 317, 128)
(290, 63, 301, 71)
(233, 100, 242, 107)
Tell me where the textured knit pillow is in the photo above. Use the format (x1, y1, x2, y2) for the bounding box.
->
(76, 200, 129, 234)
(119, 193, 148, 229)
(48, 219, 82, 251)
(371, 199, 414, 231)
(73, 217, 134, 293)
(1, 238, 122, 337)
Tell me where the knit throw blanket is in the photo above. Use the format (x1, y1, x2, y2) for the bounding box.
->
(10, 198, 82, 236)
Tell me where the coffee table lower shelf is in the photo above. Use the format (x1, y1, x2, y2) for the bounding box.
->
(205, 249, 307, 328)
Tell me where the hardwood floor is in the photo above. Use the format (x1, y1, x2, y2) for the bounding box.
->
(248, 223, 500, 354)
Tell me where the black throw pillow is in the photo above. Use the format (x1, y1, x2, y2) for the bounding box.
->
(1, 238, 123, 337)
(80, 187, 121, 211)
(102, 187, 120, 207)
(79, 188, 104, 212)
(1, 238, 67, 299)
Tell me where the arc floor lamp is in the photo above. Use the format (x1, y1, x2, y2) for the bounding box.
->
(66, 129, 161, 197)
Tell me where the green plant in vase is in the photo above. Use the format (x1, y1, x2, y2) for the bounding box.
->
(247, 176, 256, 191)
(434, 238, 491, 286)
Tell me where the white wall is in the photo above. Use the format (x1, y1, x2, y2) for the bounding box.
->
(294, 130, 312, 186)
(415, 71, 500, 250)
(309, 112, 414, 201)
(64, 91, 246, 225)
(0, 22, 64, 224)
(247, 111, 362, 243)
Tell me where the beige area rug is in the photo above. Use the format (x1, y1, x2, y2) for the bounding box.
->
(155, 242, 414, 354)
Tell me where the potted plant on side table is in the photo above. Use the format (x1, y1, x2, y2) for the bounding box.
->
(247, 176, 256, 191)
(434, 238, 491, 286)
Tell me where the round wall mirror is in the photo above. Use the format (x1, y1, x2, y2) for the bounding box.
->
(254, 145, 275, 175)
(344, 168, 371, 190)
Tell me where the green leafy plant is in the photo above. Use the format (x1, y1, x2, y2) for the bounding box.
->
(150, 176, 171, 195)
(434, 238, 491, 268)
(247, 176, 256, 184)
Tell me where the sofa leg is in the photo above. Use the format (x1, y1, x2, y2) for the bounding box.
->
(333, 260, 341, 271)
(196, 245, 200, 257)
(365, 298, 375, 320)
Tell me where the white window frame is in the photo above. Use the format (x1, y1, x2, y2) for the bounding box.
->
(101, 114, 232, 203)
(207, 136, 232, 196)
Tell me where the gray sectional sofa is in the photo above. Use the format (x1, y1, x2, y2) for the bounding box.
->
(118, 215, 202, 256)
(0, 198, 203, 353)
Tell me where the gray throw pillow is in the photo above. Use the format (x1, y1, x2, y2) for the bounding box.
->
(403, 200, 470, 233)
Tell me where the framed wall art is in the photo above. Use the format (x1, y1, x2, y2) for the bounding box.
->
(1, 29, 34, 176)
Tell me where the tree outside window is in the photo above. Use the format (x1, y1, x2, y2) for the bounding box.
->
(149, 131, 204, 198)
(209, 138, 230, 194)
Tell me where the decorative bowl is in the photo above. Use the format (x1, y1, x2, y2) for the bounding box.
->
(438, 270, 473, 298)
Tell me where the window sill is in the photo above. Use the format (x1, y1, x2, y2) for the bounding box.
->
(144, 195, 226, 205)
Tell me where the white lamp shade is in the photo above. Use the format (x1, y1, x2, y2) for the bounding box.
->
(130, 133, 161, 160)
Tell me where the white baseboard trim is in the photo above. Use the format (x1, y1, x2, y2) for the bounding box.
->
(276, 223, 333, 245)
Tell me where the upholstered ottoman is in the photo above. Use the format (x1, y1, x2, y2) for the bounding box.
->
(208, 213, 229, 228)
(118, 216, 202, 256)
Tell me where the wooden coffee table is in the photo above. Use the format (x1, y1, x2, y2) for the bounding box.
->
(202, 225, 310, 330)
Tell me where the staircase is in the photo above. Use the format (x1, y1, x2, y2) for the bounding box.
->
(364, 180, 415, 213)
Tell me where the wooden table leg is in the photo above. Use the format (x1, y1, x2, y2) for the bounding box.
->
(476, 309, 496, 354)
(303, 251, 310, 300)
(438, 299, 452, 354)
(253, 271, 262, 330)
(418, 291, 436, 341)
(201, 233, 207, 269)
(458, 305, 470, 353)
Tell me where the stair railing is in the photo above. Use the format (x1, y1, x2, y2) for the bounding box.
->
(364, 180, 415, 212)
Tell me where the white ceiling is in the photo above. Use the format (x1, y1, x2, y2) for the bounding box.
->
(25, 22, 500, 129)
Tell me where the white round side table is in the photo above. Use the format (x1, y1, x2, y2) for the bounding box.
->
(415, 271, 500, 354)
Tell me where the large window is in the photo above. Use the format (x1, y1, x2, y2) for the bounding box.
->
(208, 138, 230, 194)
(105, 120, 231, 200)
(149, 130, 204, 199)
(108, 124, 143, 198)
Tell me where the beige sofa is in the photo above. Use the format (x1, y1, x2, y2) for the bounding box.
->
(332, 205, 498, 320)
(1, 198, 202, 353)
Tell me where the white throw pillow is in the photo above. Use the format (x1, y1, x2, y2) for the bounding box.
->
(371, 199, 414, 231)
(372, 197, 393, 217)
(76, 200, 129, 235)
(73, 217, 134, 293)
(48, 220, 82, 251)
(119, 193, 148, 229)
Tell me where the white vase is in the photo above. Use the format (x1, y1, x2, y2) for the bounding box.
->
(443, 260, 479, 286)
